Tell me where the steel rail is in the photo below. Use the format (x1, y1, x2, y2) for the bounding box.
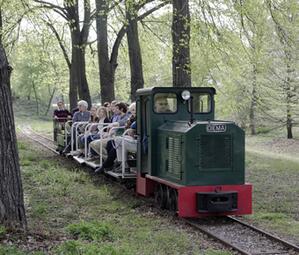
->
(20, 128, 59, 155)
(25, 127, 54, 142)
(183, 218, 251, 255)
(228, 216, 299, 252)
(183, 217, 299, 255)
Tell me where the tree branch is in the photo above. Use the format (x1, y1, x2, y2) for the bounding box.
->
(110, 0, 170, 65)
(80, 0, 91, 43)
(43, 18, 71, 69)
(33, 0, 69, 20)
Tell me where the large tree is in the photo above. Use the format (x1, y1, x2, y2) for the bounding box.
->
(0, 7, 27, 229)
(125, 0, 144, 101)
(266, 0, 299, 139)
(33, 0, 92, 110)
(172, 0, 191, 87)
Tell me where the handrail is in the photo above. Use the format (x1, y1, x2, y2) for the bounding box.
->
(121, 129, 132, 178)
(88, 123, 112, 161)
(70, 122, 88, 152)
(75, 122, 89, 151)
(99, 126, 125, 167)
(84, 123, 110, 159)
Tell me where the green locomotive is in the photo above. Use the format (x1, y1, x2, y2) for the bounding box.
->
(136, 87, 252, 217)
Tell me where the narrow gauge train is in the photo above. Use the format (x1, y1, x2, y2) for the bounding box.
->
(54, 87, 252, 217)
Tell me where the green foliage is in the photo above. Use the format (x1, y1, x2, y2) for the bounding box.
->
(0, 226, 6, 238)
(55, 240, 128, 255)
(0, 246, 26, 255)
(32, 202, 48, 218)
(11, 27, 69, 115)
(66, 221, 115, 241)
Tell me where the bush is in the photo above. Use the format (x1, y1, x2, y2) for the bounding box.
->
(66, 221, 114, 241)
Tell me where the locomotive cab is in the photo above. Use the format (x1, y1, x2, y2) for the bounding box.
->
(136, 87, 216, 176)
(136, 87, 252, 217)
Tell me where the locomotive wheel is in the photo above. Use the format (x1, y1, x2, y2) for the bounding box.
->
(169, 189, 178, 212)
(154, 184, 167, 209)
(166, 187, 178, 212)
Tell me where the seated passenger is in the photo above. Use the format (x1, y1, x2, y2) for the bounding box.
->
(53, 100, 72, 121)
(89, 102, 130, 158)
(103, 102, 112, 120)
(97, 107, 110, 124)
(72, 100, 91, 122)
(94, 102, 136, 173)
(79, 106, 111, 154)
(113, 102, 130, 127)
(53, 100, 71, 142)
(63, 100, 91, 153)
(77, 106, 98, 152)
(114, 102, 137, 165)
(90, 105, 99, 123)
(110, 100, 119, 122)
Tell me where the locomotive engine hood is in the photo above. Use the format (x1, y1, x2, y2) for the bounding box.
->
(154, 120, 245, 186)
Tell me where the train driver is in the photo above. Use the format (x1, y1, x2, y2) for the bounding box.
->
(154, 96, 172, 113)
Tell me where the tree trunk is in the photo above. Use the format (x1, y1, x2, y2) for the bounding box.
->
(126, 0, 144, 101)
(96, 0, 115, 104)
(0, 45, 27, 229)
(249, 64, 257, 135)
(44, 87, 56, 116)
(63, 0, 92, 110)
(172, 0, 191, 87)
(70, 41, 91, 109)
(69, 64, 78, 111)
(69, 29, 91, 110)
(32, 80, 39, 115)
(286, 59, 293, 139)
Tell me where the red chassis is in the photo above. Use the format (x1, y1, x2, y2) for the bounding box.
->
(136, 173, 252, 218)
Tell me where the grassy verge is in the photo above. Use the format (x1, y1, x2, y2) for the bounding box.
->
(15, 117, 52, 135)
(245, 151, 299, 242)
(0, 139, 230, 254)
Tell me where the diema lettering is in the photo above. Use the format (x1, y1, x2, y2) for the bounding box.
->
(206, 124, 227, 133)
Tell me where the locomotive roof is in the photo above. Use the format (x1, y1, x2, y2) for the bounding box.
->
(136, 87, 216, 96)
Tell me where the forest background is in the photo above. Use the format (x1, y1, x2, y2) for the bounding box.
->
(2, 0, 299, 138)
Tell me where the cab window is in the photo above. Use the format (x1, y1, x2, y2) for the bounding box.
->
(189, 93, 211, 113)
(154, 93, 177, 113)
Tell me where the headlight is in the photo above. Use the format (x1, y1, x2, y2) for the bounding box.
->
(181, 90, 191, 101)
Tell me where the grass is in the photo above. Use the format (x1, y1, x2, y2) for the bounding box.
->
(13, 99, 53, 135)
(66, 221, 115, 241)
(245, 151, 299, 241)
(0, 246, 44, 255)
(0, 138, 231, 254)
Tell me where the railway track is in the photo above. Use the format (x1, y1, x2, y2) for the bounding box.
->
(21, 128, 299, 255)
(20, 126, 59, 155)
(184, 217, 299, 255)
